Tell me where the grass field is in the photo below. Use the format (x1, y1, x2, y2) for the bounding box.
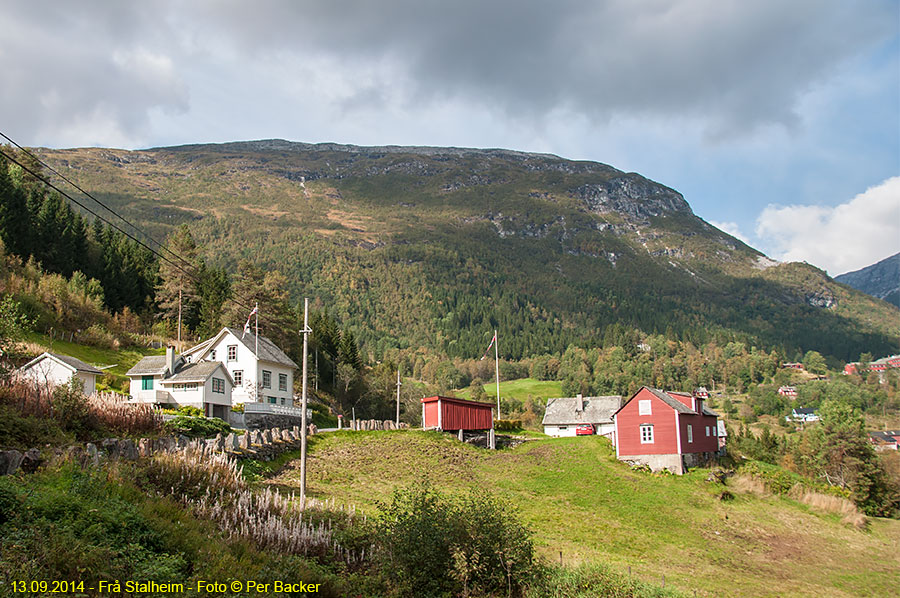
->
(266, 431, 900, 598)
(456, 377, 563, 401)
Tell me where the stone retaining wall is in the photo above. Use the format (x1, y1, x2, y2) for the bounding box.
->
(0, 423, 320, 476)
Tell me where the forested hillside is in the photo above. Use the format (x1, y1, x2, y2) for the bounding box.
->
(13, 140, 900, 363)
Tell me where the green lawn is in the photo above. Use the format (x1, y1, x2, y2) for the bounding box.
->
(267, 431, 900, 598)
(457, 377, 563, 401)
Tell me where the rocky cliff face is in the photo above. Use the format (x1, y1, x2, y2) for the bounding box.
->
(574, 174, 692, 222)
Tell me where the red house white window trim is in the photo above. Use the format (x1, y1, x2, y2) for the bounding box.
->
(640, 424, 654, 444)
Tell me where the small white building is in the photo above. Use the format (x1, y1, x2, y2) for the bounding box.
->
(542, 394, 623, 438)
(182, 327, 297, 407)
(19, 352, 103, 395)
(127, 347, 233, 420)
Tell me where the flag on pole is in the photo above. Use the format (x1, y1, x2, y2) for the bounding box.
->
(480, 333, 497, 361)
(242, 305, 258, 337)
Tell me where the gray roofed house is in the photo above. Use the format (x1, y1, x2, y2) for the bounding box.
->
(19, 352, 104, 395)
(181, 326, 297, 406)
(127, 347, 233, 419)
(542, 394, 623, 438)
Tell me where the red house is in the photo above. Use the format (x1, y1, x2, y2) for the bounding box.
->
(613, 387, 719, 474)
(421, 396, 494, 432)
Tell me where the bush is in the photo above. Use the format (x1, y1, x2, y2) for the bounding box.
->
(495, 419, 523, 432)
(163, 415, 230, 439)
(176, 405, 204, 417)
(377, 483, 534, 597)
(51, 379, 94, 437)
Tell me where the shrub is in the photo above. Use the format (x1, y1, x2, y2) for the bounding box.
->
(495, 419, 523, 432)
(51, 379, 94, 437)
(377, 483, 534, 598)
(163, 415, 230, 439)
(176, 405, 204, 417)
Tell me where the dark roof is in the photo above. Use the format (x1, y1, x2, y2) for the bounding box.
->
(869, 431, 899, 443)
(23, 352, 103, 375)
(615, 387, 719, 417)
(126, 355, 174, 376)
(542, 396, 622, 425)
(162, 361, 231, 384)
(645, 388, 695, 414)
(793, 408, 817, 415)
(186, 327, 298, 369)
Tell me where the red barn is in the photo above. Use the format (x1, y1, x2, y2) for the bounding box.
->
(421, 396, 494, 432)
(613, 387, 719, 474)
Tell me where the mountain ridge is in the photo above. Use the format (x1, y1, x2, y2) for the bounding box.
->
(30, 140, 899, 361)
(835, 252, 900, 308)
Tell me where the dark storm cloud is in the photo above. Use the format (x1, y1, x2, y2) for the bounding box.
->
(187, 0, 894, 134)
(0, 0, 894, 145)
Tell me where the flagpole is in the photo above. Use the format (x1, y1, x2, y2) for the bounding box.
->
(396, 367, 402, 426)
(254, 301, 259, 357)
(494, 329, 500, 419)
(300, 297, 311, 505)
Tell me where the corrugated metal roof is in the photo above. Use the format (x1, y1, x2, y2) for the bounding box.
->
(542, 396, 623, 425)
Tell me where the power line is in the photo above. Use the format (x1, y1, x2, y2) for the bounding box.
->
(0, 141, 294, 333)
(0, 130, 196, 274)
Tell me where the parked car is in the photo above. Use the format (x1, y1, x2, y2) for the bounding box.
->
(575, 424, 594, 435)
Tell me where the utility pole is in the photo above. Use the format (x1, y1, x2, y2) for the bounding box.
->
(299, 298, 312, 505)
(494, 329, 501, 420)
(396, 367, 402, 426)
(177, 288, 182, 352)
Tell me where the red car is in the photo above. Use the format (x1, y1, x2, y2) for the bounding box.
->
(575, 424, 594, 436)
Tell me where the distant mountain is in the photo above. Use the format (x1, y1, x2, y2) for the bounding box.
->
(835, 253, 900, 308)
(32, 140, 899, 361)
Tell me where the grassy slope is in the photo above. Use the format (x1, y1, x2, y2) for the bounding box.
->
(266, 431, 900, 598)
(22, 332, 164, 389)
(456, 377, 563, 402)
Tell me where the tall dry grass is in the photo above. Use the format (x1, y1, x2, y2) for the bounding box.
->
(788, 483, 868, 529)
(0, 379, 161, 435)
(148, 444, 369, 566)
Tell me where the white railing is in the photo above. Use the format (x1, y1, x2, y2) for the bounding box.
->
(243, 402, 311, 418)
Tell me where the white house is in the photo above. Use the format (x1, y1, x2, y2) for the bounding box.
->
(542, 395, 623, 437)
(182, 327, 298, 407)
(19, 352, 103, 395)
(126, 347, 234, 420)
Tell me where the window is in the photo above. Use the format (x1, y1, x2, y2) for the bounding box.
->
(233, 370, 243, 386)
(262, 370, 271, 388)
(173, 383, 198, 391)
(210, 350, 216, 360)
(558, 425, 568, 430)
(640, 424, 654, 444)
(268, 396, 277, 404)
(185, 355, 192, 363)
(687, 424, 693, 443)
(279, 373, 288, 391)
(280, 398, 285, 405)
(705, 426, 710, 437)
(227, 345, 237, 361)
(638, 400, 652, 415)
(212, 377, 225, 394)
(141, 376, 153, 390)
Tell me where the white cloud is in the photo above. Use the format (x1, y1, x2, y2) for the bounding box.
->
(755, 177, 900, 275)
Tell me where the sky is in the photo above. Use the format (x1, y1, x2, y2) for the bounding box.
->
(1, 0, 898, 276)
